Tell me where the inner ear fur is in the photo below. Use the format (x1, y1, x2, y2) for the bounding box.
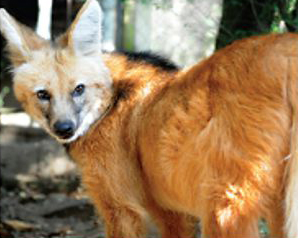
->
(58, 0, 102, 56)
(1, 12, 48, 66)
(8, 24, 48, 66)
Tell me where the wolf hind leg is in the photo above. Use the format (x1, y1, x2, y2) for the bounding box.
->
(201, 209, 260, 238)
(147, 202, 197, 238)
(157, 211, 197, 238)
(200, 185, 261, 238)
(103, 205, 146, 238)
(265, 197, 286, 238)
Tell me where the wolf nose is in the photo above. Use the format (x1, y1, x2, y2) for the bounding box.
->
(53, 120, 75, 138)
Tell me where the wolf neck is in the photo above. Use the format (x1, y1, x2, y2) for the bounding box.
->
(103, 53, 181, 110)
(68, 53, 178, 145)
(74, 52, 209, 142)
(67, 52, 211, 168)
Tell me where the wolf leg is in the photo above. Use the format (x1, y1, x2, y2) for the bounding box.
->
(87, 188, 146, 238)
(158, 212, 197, 238)
(200, 185, 261, 238)
(201, 210, 259, 238)
(265, 197, 285, 238)
(102, 206, 146, 238)
(147, 202, 197, 238)
(81, 165, 147, 238)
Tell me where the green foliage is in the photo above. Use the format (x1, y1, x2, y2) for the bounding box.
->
(279, 0, 298, 31)
(216, 0, 298, 49)
(259, 219, 269, 237)
(123, 0, 135, 51)
(0, 54, 12, 110)
(0, 86, 10, 109)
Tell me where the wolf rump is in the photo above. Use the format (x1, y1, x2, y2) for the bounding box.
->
(0, 0, 298, 237)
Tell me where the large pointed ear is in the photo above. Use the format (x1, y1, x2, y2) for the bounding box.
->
(0, 8, 47, 66)
(63, 0, 103, 56)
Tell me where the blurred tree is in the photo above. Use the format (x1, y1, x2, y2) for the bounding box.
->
(216, 0, 298, 49)
(123, 0, 222, 67)
(278, 0, 298, 31)
(101, 0, 117, 51)
(36, 0, 53, 39)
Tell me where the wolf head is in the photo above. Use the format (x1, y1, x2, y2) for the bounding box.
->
(0, 0, 113, 143)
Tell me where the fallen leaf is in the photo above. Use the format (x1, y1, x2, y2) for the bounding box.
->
(3, 220, 38, 231)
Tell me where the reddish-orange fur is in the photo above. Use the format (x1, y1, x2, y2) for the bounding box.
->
(69, 34, 297, 237)
(1, 1, 298, 237)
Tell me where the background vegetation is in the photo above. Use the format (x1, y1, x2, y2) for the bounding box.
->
(217, 0, 298, 48)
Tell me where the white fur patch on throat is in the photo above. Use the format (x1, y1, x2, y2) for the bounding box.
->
(60, 100, 111, 144)
(60, 110, 99, 143)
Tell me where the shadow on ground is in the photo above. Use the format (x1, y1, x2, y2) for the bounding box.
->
(0, 124, 105, 238)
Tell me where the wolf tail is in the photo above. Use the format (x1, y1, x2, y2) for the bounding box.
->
(285, 57, 298, 238)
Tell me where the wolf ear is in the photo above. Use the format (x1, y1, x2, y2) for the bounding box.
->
(66, 0, 102, 56)
(0, 9, 47, 66)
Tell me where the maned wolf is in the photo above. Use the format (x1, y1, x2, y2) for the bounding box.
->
(0, 0, 297, 237)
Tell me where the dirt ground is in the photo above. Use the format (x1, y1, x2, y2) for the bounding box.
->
(0, 121, 107, 238)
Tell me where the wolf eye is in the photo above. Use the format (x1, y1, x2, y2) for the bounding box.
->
(36, 90, 51, 101)
(72, 84, 85, 97)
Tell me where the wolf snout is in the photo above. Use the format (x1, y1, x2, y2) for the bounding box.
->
(53, 120, 75, 139)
